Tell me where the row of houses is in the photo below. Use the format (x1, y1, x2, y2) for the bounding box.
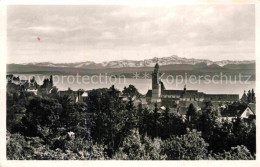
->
(128, 96, 256, 122)
(58, 89, 89, 103)
(7, 74, 255, 121)
(7, 74, 89, 103)
(125, 94, 255, 121)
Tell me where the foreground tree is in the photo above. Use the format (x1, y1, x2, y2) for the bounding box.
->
(198, 108, 221, 141)
(88, 86, 135, 157)
(163, 129, 209, 160)
(212, 145, 254, 160)
(113, 129, 166, 160)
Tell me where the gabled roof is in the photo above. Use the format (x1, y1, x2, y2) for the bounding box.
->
(182, 92, 197, 98)
(162, 90, 183, 95)
(205, 94, 239, 101)
(186, 90, 198, 92)
(221, 104, 252, 117)
(81, 92, 88, 97)
(146, 90, 152, 97)
(160, 106, 166, 110)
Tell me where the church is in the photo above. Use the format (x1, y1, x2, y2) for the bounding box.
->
(145, 62, 239, 108)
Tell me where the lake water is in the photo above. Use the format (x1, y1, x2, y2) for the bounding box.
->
(14, 74, 256, 98)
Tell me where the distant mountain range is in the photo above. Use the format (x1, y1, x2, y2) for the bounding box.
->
(7, 55, 255, 80)
(17, 55, 254, 69)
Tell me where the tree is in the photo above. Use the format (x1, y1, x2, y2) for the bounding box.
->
(187, 103, 196, 121)
(203, 100, 213, 112)
(168, 112, 187, 136)
(21, 96, 62, 138)
(205, 118, 236, 153)
(137, 103, 143, 133)
(7, 132, 99, 160)
(125, 96, 138, 134)
(247, 90, 252, 103)
(186, 103, 201, 128)
(58, 94, 76, 128)
(113, 129, 144, 160)
(50, 87, 59, 97)
(113, 129, 166, 160)
(163, 129, 209, 160)
(122, 84, 141, 98)
(152, 103, 160, 138)
(30, 76, 36, 83)
(7, 132, 45, 160)
(87, 142, 108, 160)
(139, 107, 152, 135)
(213, 145, 254, 160)
(7, 104, 26, 132)
(232, 117, 256, 155)
(198, 108, 221, 140)
(88, 86, 131, 157)
(160, 107, 170, 139)
(163, 107, 170, 124)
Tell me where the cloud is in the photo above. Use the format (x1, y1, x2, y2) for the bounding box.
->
(27, 26, 67, 33)
(7, 5, 255, 63)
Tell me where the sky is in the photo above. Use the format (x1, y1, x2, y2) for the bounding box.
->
(7, 5, 255, 64)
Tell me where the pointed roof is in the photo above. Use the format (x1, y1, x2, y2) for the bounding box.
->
(162, 90, 183, 96)
(146, 90, 152, 97)
(81, 92, 88, 97)
(154, 62, 159, 73)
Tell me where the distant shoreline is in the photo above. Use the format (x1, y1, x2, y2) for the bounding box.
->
(7, 72, 256, 81)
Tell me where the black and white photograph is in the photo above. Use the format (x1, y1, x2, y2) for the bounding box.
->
(0, 0, 258, 164)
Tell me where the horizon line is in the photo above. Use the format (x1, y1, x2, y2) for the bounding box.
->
(7, 55, 256, 65)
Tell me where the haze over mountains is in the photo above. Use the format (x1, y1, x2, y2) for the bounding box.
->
(17, 55, 254, 69)
(7, 55, 255, 80)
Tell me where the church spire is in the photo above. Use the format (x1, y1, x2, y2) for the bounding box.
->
(151, 57, 161, 103)
(154, 58, 159, 73)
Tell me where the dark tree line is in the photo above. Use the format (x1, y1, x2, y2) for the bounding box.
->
(7, 85, 256, 160)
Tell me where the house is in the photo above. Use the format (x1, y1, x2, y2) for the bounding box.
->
(25, 87, 38, 95)
(221, 104, 255, 121)
(204, 94, 239, 102)
(160, 106, 166, 111)
(24, 79, 39, 95)
(58, 89, 89, 103)
(80, 92, 89, 102)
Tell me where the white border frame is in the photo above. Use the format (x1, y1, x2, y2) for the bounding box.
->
(0, 1, 259, 167)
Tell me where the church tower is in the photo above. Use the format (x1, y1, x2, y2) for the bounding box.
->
(151, 62, 161, 102)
